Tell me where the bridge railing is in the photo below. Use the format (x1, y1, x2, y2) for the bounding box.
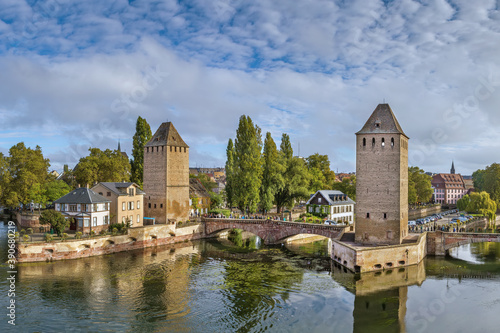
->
(202, 217, 351, 231)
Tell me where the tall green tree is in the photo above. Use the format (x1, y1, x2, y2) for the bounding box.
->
(482, 163, 500, 204)
(408, 167, 433, 204)
(306, 153, 336, 190)
(332, 175, 357, 201)
(0, 143, 50, 207)
(274, 134, 310, 213)
(260, 132, 285, 212)
(44, 180, 72, 203)
(233, 115, 263, 213)
(457, 194, 471, 212)
(225, 138, 235, 209)
(466, 191, 497, 221)
(131, 116, 152, 188)
(39, 210, 69, 236)
(74, 148, 130, 186)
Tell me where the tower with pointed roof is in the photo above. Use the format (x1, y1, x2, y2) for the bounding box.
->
(450, 161, 455, 174)
(354, 104, 409, 245)
(143, 122, 190, 223)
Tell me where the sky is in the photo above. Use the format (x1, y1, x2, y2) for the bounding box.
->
(1, 0, 500, 175)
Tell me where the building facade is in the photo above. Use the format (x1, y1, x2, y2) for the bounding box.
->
(306, 190, 355, 224)
(432, 173, 466, 205)
(355, 104, 409, 245)
(54, 187, 111, 234)
(189, 178, 211, 216)
(92, 182, 145, 227)
(143, 122, 190, 224)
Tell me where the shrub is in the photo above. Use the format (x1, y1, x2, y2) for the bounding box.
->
(112, 227, 118, 235)
(44, 233, 53, 242)
(75, 232, 82, 239)
(15, 232, 20, 239)
(90, 230, 95, 237)
(23, 234, 30, 242)
(20, 229, 26, 235)
(26, 228, 33, 234)
(99, 230, 107, 236)
(177, 221, 183, 227)
(61, 233, 68, 241)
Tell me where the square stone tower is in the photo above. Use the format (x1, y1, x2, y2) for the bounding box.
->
(143, 122, 190, 224)
(354, 104, 409, 245)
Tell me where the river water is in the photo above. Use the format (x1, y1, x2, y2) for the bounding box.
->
(1, 221, 499, 333)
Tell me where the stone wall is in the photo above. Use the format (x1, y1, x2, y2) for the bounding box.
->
(16, 224, 203, 262)
(16, 212, 43, 230)
(408, 205, 441, 220)
(332, 233, 427, 273)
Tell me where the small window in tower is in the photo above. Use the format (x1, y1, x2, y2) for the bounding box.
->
(384, 213, 387, 219)
(375, 122, 380, 128)
(363, 138, 366, 146)
(156, 146, 159, 152)
(372, 138, 375, 146)
(184, 147, 186, 152)
(175, 147, 177, 152)
(160, 204, 163, 209)
(146, 147, 149, 153)
(170, 146, 172, 152)
(154, 204, 157, 209)
(382, 138, 385, 147)
(148, 203, 151, 209)
(391, 138, 395, 147)
(366, 213, 370, 219)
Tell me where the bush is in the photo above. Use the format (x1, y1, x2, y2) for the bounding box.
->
(23, 234, 30, 242)
(20, 229, 26, 235)
(75, 232, 82, 239)
(14, 232, 20, 239)
(90, 230, 96, 237)
(112, 227, 118, 235)
(44, 233, 53, 242)
(26, 228, 33, 235)
(61, 233, 68, 241)
(109, 222, 127, 233)
(100, 230, 107, 236)
(177, 221, 183, 227)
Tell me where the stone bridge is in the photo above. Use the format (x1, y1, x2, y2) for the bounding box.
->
(203, 218, 349, 245)
(427, 231, 500, 256)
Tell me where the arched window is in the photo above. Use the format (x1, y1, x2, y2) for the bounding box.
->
(382, 138, 385, 147)
(372, 138, 375, 146)
(391, 138, 395, 147)
(366, 213, 370, 218)
(363, 138, 366, 147)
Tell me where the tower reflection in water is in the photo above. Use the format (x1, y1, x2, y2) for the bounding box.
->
(331, 260, 426, 333)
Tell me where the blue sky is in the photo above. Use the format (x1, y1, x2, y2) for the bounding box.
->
(1, 0, 500, 175)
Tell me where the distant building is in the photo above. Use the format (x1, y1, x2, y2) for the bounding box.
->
(117, 140, 128, 159)
(54, 187, 111, 234)
(306, 190, 355, 224)
(355, 104, 409, 245)
(143, 122, 190, 223)
(335, 173, 355, 182)
(432, 173, 466, 205)
(212, 180, 226, 195)
(189, 178, 211, 216)
(49, 170, 60, 178)
(92, 182, 145, 227)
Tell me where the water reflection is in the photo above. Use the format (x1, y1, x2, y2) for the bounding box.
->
(2, 219, 500, 333)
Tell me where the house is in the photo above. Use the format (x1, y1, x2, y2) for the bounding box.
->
(306, 190, 355, 224)
(54, 187, 111, 234)
(189, 178, 211, 216)
(432, 162, 467, 205)
(91, 182, 145, 227)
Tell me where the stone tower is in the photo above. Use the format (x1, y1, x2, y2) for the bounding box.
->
(450, 161, 455, 174)
(143, 122, 190, 224)
(354, 104, 409, 245)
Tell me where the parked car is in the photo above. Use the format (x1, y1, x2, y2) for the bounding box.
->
(408, 220, 417, 226)
(324, 220, 334, 225)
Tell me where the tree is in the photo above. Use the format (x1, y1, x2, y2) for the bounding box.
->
(457, 194, 471, 212)
(190, 173, 218, 192)
(408, 167, 433, 204)
(466, 191, 497, 221)
(73, 148, 130, 186)
(274, 134, 310, 213)
(306, 153, 336, 190)
(332, 175, 356, 201)
(473, 164, 500, 205)
(225, 139, 235, 209)
(260, 132, 285, 212)
(191, 193, 199, 212)
(0, 143, 50, 208)
(39, 210, 69, 236)
(131, 116, 152, 188)
(44, 180, 72, 203)
(233, 116, 263, 213)
(209, 192, 223, 210)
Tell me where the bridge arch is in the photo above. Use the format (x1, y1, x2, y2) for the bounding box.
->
(443, 233, 500, 252)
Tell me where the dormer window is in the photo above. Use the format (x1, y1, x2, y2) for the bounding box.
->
(375, 121, 381, 128)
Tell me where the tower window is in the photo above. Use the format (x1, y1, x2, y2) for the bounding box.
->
(381, 138, 385, 147)
(170, 146, 172, 152)
(372, 138, 375, 146)
(154, 204, 157, 209)
(148, 203, 151, 209)
(391, 138, 395, 147)
(366, 213, 370, 218)
(383, 213, 387, 219)
(146, 147, 149, 153)
(363, 138, 366, 147)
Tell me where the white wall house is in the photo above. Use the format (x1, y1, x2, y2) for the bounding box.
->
(306, 190, 355, 224)
(54, 187, 111, 234)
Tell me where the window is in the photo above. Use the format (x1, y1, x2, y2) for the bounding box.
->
(137, 201, 140, 209)
(93, 217, 97, 226)
(129, 215, 133, 223)
(372, 138, 375, 146)
(148, 203, 151, 209)
(104, 216, 108, 224)
(93, 204, 98, 212)
(381, 138, 385, 147)
(69, 204, 77, 212)
(363, 138, 366, 146)
(383, 213, 387, 219)
(154, 204, 157, 209)
(122, 202, 126, 211)
(98, 192, 103, 196)
(160, 203, 163, 208)
(318, 198, 322, 203)
(137, 214, 140, 223)
(391, 138, 394, 147)
(366, 213, 370, 218)
(122, 216, 126, 223)
(129, 188, 135, 196)
(107, 192, 111, 197)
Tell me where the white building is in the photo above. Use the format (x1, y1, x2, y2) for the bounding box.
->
(54, 187, 111, 234)
(306, 190, 355, 224)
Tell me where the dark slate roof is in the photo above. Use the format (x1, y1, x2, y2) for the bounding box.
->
(54, 188, 111, 204)
(189, 178, 210, 198)
(97, 182, 145, 195)
(356, 104, 408, 139)
(145, 122, 189, 148)
(306, 190, 356, 206)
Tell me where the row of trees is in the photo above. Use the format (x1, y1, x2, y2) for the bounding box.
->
(457, 192, 497, 221)
(473, 163, 500, 206)
(225, 115, 349, 214)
